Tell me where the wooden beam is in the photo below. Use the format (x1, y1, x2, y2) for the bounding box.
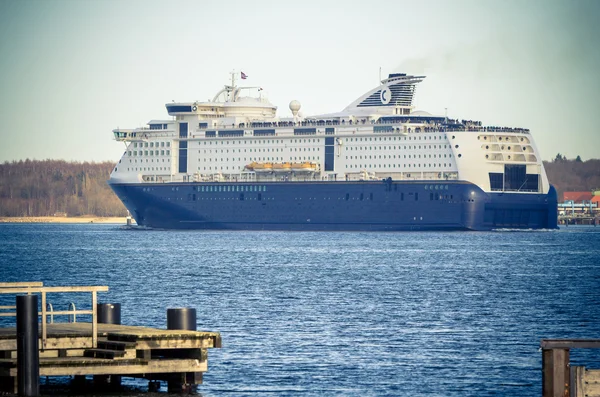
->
(132, 338, 217, 350)
(0, 337, 92, 351)
(541, 339, 600, 350)
(0, 286, 108, 294)
(0, 282, 43, 288)
(542, 348, 570, 397)
(7, 358, 208, 377)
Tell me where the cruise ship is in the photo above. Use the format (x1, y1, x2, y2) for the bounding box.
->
(108, 71, 558, 230)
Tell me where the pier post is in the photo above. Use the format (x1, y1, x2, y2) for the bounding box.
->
(94, 303, 122, 389)
(166, 308, 197, 392)
(16, 295, 39, 397)
(542, 348, 570, 397)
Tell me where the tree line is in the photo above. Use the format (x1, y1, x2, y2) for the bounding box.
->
(545, 156, 600, 200)
(0, 157, 598, 217)
(0, 160, 127, 217)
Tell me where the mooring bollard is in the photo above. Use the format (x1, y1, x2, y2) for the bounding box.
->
(17, 295, 39, 397)
(95, 303, 122, 389)
(97, 303, 121, 325)
(167, 308, 197, 331)
(166, 308, 197, 393)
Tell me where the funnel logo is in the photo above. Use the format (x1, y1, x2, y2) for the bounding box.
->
(380, 87, 392, 105)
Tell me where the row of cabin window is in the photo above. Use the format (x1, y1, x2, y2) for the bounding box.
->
(347, 154, 451, 160)
(128, 150, 171, 156)
(201, 139, 320, 145)
(133, 142, 170, 148)
(425, 185, 450, 190)
(200, 157, 320, 163)
(199, 147, 320, 154)
(130, 158, 169, 163)
(185, 193, 462, 203)
(127, 167, 169, 172)
(345, 163, 452, 169)
(196, 135, 447, 145)
(344, 145, 450, 150)
(197, 185, 267, 192)
(196, 146, 450, 154)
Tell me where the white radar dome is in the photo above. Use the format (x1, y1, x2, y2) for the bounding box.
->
(289, 100, 301, 117)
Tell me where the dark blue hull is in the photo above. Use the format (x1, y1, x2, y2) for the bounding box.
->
(109, 180, 558, 231)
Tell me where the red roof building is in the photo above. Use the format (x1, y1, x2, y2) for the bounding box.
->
(563, 191, 593, 202)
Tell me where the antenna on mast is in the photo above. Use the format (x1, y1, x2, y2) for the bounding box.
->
(379, 67, 382, 84)
(227, 70, 237, 101)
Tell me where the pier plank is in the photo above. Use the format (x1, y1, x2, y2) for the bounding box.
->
(0, 323, 220, 348)
(2, 358, 207, 377)
(581, 369, 600, 397)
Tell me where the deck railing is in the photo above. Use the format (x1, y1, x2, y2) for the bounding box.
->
(0, 282, 109, 349)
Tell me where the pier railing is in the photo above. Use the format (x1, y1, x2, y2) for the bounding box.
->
(0, 282, 109, 349)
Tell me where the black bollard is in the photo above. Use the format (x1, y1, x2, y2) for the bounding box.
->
(95, 303, 122, 389)
(17, 295, 39, 397)
(97, 303, 121, 325)
(167, 308, 196, 331)
(166, 308, 197, 392)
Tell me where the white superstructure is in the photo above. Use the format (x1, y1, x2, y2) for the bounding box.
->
(109, 72, 549, 195)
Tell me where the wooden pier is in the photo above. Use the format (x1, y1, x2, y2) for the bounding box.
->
(541, 339, 600, 397)
(0, 282, 221, 393)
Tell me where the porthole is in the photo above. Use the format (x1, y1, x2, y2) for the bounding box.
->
(486, 145, 489, 149)
(455, 145, 459, 148)
(458, 154, 462, 158)
(485, 154, 489, 159)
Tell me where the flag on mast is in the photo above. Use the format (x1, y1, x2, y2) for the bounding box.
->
(241, 71, 248, 80)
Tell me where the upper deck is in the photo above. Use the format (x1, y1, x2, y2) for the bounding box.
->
(113, 115, 530, 142)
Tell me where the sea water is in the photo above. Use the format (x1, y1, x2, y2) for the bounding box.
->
(0, 224, 599, 396)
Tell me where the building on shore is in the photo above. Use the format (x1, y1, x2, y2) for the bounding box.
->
(558, 190, 599, 225)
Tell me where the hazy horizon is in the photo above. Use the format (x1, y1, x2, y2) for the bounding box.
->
(1, 0, 599, 163)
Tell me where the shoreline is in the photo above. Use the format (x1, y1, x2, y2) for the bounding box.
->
(0, 216, 133, 224)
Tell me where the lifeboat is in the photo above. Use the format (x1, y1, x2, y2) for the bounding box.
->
(272, 162, 292, 172)
(291, 162, 317, 172)
(251, 162, 273, 172)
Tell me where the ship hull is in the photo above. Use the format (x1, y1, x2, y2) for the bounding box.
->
(109, 181, 558, 231)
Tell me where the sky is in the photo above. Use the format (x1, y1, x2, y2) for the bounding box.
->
(0, 0, 599, 163)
